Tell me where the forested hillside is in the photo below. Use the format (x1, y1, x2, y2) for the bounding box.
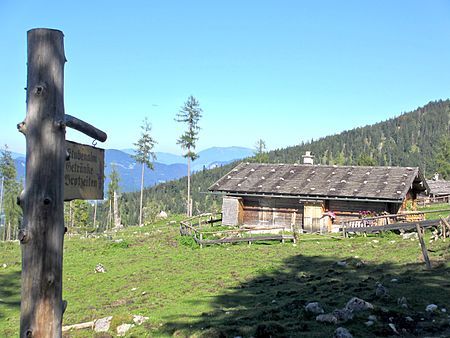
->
(117, 100, 450, 225)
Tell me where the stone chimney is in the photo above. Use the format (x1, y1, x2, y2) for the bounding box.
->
(302, 151, 314, 165)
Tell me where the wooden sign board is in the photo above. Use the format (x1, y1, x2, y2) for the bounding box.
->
(64, 140, 104, 201)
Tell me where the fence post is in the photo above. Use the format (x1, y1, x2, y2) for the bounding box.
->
(19, 28, 66, 338)
(416, 224, 432, 269)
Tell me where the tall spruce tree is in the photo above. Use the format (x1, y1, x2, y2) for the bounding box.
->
(254, 139, 269, 163)
(133, 118, 157, 226)
(0, 145, 21, 240)
(175, 96, 202, 217)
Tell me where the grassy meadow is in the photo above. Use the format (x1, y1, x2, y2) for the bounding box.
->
(1, 209, 450, 337)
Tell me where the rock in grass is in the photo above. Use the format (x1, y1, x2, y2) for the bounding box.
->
(397, 296, 408, 308)
(333, 327, 353, 338)
(426, 304, 438, 312)
(316, 313, 338, 324)
(117, 323, 134, 336)
(133, 314, 149, 325)
(305, 302, 324, 314)
(94, 316, 113, 332)
(94, 263, 106, 273)
(388, 323, 399, 335)
(332, 308, 354, 323)
(375, 282, 388, 298)
(345, 297, 373, 312)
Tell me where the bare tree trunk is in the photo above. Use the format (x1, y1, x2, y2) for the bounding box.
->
(108, 200, 112, 230)
(93, 201, 97, 230)
(113, 190, 121, 228)
(69, 201, 73, 230)
(19, 28, 66, 338)
(139, 163, 145, 226)
(6, 221, 11, 241)
(187, 156, 191, 217)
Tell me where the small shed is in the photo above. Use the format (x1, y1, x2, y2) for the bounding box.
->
(425, 174, 450, 203)
(209, 163, 429, 233)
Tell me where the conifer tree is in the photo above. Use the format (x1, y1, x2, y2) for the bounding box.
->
(133, 118, 157, 226)
(0, 145, 21, 240)
(175, 96, 202, 217)
(254, 139, 269, 163)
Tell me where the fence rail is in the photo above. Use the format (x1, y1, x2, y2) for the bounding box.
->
(179, 213, 295, 247)
(341, 209, 450, 236)
(417, 196, 450, 206)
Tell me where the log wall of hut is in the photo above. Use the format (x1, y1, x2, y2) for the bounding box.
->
(327, 199, 401, 223)
(241, 196, 303, 231)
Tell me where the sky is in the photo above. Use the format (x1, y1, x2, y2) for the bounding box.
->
(1, 0, 450, 155)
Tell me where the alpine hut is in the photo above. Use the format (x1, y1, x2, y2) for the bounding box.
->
(209, 159, 429, 233)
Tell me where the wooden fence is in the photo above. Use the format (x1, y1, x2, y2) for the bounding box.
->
(417, 196, 450, 206)
(180, 212, 295, 247)
(341, 209, 450, 236)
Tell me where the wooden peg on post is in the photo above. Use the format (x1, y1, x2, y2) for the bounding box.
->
(20, 28, 66, 338)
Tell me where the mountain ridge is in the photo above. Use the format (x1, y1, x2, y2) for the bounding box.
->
(115, 99, 450, 225)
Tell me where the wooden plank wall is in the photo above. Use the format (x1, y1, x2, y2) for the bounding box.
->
(241, 197, 303, 230)
(222, 196, 243, 225)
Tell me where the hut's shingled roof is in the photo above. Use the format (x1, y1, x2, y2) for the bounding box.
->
(427, 179, 450, 196)
(209, 163, 428, 201)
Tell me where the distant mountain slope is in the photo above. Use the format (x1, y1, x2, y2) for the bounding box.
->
(122, 146, 253, 171)
(105, 149, 187, 193)
(12, 146, 253, 193)
(117, 99, 450, 224)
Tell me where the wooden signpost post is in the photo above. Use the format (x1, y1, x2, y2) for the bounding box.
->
(18, 28, 107, 338)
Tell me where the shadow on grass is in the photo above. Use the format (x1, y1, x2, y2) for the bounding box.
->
(161, 252, 450, 337)
(0, 269, 21, 319)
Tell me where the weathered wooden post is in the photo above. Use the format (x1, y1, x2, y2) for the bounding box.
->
(18, 28, 107, 338)
(416, 224, 432, 269)
(18, 28, 66, 338)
